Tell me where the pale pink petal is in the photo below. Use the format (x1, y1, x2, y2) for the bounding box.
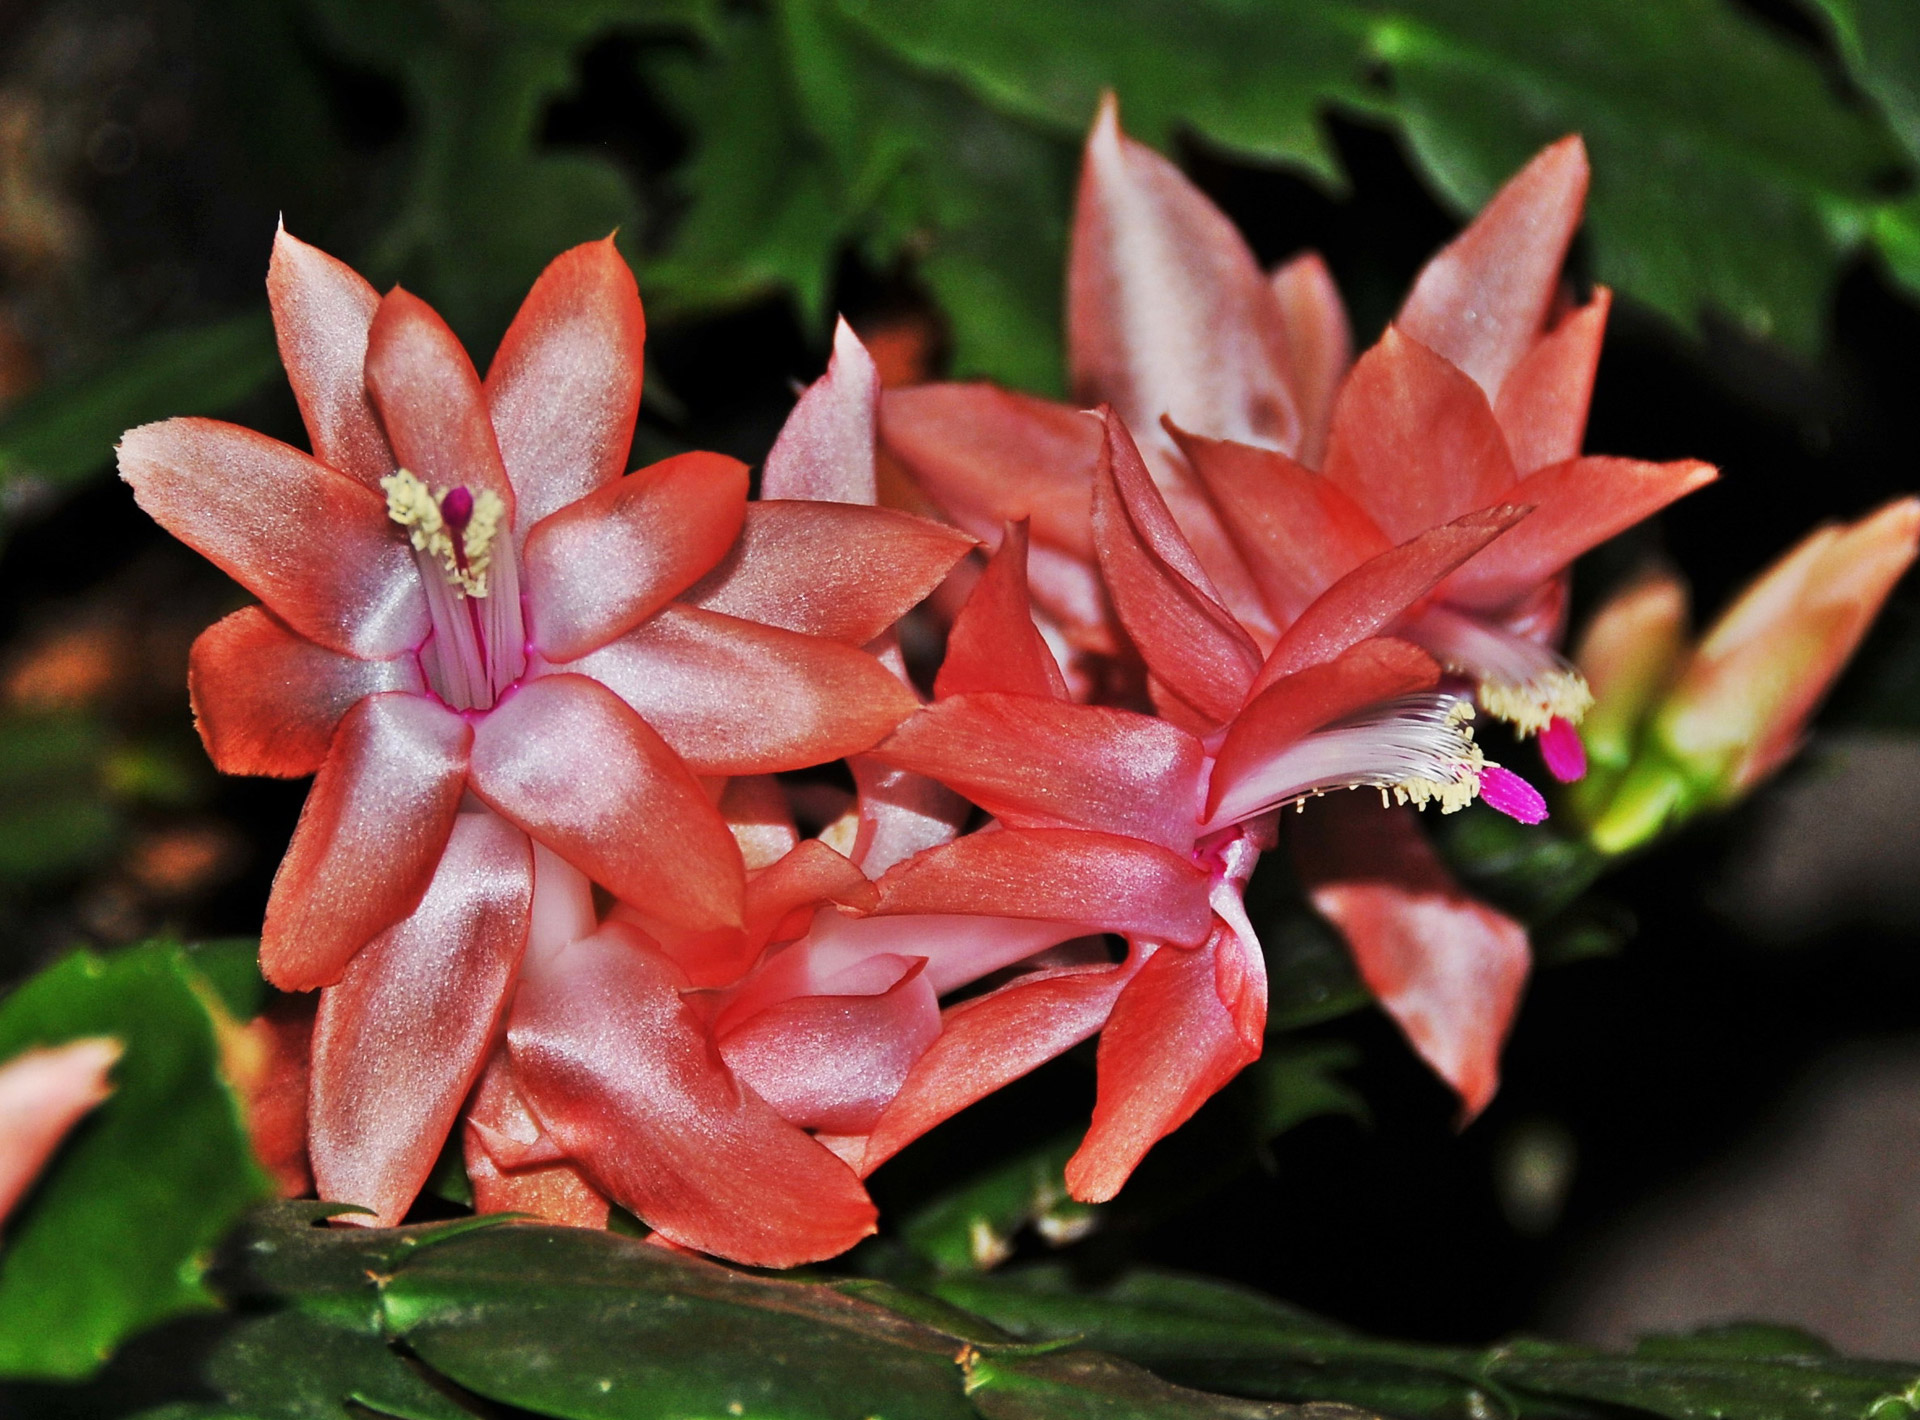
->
(719, 774, 800, 872)
(266, 225, 393, 489)
(1270, 252, 1352, 469)
(763, 317, 879, 503)
(1495, 289, 1610, 473)
(0, 1038, 121, 1227)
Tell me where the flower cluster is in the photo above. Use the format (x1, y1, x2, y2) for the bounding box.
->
(118, 97, 1906, 1268)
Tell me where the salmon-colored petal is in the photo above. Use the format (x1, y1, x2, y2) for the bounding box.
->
(718, 956, 939, 1134)
(871, 692, 1207, 854)
(266, 226, 393, 489)
(1397, 136, 1589, 399)
(484, 237, 645, 537)
(1253, 506, 1525, 695)
(682, 500, 974, 645)
(751, 910, 1084, 1008)
(1173, 426, 1390, 627)
(1066, 918, 1266, 1203)
(1323, 328, 1519, 544)
(936, 521, 1069, 701)
(188, 607, 421, 778)
(877, 827, 1213, 947)
(468, 673, 743, 931)
(1495, 289, 1610, 473)
(524, 452, 748, 661)
(0, 1038, 121, 1227)
(364, 288, 514, 522)
(118, 418, 426, 658)
(464, 1044, 610, 1228)
(1070, 96, 1299, 460)
(850, 958, 1139, 1176)
(262, 692, 471, 992)
(763, 317, 878, 503)
(1443, 457, 1718, 615)
(1294, 796, 1528, 1118)
(747, 838, 875, 936)
(561, 605, 917, 774)
(1270, 252, 1352, 469)
(1093, 413, 1261, 724)
(720, 774, 800, 872)
(226, 1001, 313, 1199)
(1210, 639, 1442, 820)
(310, 811, 532, 1227)
(509, 924, 877, 1267)
(850, 754, 971, 878)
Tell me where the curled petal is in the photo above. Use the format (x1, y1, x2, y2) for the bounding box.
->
(485, 236, 645, 535)
(1269, 252, 1352, 469)
(189, 606, 423, 778)
(562, 605, 917, 774)
(510, 924, 877, 1267)
(310, 811, 532, 1227)
(935, 521, 1068, 701)
(746, 838, 876, 941)
(1495, 289, 1610, 473)
(683, 501, 974, 645)
(524, 452, 748, 661)
(118, 419, 425, 659)
(0, 1038, 121, 1227)
(469, 673, 744, 931)
(262, 692, 471, 992)
(762, 317, 878, 503)
(267, 226, 393, 489)
(464, 1045, 609, 1228)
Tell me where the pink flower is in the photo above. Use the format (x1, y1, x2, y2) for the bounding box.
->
(0, 1039, 120, 1230)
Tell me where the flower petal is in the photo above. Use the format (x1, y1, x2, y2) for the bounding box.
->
(309, 811, 532, 1227)
(871, 692, 1207, 854)
(262, 692, 471, 992)
(762, 317, 878, 503)
(1495, 289, 1610, 473)
(524, 452, 748, 661)
(720, 774, 801, 872)
(364, 287, 514, 522)
(1442, 457, 1719, 615)
(469, 673, 744, 930)
(718, 955, 940, 1134)
(509, 924, 877, 1267)
(1066, 918, 1266, 1203)
(465, 1044, 610, 1228)
(876, 827, 1213, 947)
(849, 752, 970, 878)
(746, 911, 1083, 1008)
(1270, 252, 1352, 469)
(118, 418, 426, 658)
(1295, 796, 1528, 1118)
(266, 225, 393, 489)
(1397, 136, 1589, 399)
(561, 605, 917, 774)
(935, 521, 1069, 701)
(682, 500, 974, 645)
(1070, 96, 1299, 459)
(484, 236, 645, 536)
(1323, 328, 1520, 544)
(189, 606, 423, 778)
(0, 1038, 121, 1227)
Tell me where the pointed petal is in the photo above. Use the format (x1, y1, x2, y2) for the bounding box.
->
(510, 925, 877, 1267)
(1398, 136, 1589, 398)
(682, 500, 974, 645)
(1323, 328, 1519, 544)
(1173, 426, 1389, 627)
(1066, 919, 1266, 1203)
(1270, 252, 1352, 469)
(310, 811, 532, 1227)
(465, 1045, 610, 1228)
(763, 317, 878, 503)
(851, 959, 1138, 1175)
(876, 827, 1213, 947)
(1495, 289, 1610, 473)
(364, 287, 514, 521)
(1210, 639, 1441, 820)
(469, 673, 744, 930)
(718, 956, 939, 1134)
(485, 237, 645, 536)
(261, 692, 470, 992)
(1443, 457, 1718, 614)
(524, 452, 748, 661)
(936, 521, 1069, 701)
(871, 692, 1207, 854)
(1295, 797, 1528, 1117)
(1253, 506, 1525, 696)
(188, 606, 422, 778)
(1070, 96, 1299, 456)
(1093, 412, 1261, 723)
(119, 418, 426, 658)
(267, 226, 393, 489)
(0, 1038, 121, 1225)
(561, 605, 917, 774)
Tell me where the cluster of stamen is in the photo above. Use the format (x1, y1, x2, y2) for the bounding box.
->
(1403, 605, 1594, 737)
(382, 468, 506, 598)
(1478, 667, 1594, 738)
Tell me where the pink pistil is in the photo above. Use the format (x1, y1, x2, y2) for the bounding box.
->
(1480, 766, 1548, 825)
(441, 485, 475, 531)
(1538, 717, 1587, 783)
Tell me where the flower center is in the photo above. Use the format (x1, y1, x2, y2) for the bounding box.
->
(382, 468, 526, 711)
(1403, 605, 1594, 737)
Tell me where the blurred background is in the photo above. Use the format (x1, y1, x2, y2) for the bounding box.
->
(4, 0, 1920, 1358)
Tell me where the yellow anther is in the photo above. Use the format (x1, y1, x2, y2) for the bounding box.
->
(1479, 667, 1594, 736)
